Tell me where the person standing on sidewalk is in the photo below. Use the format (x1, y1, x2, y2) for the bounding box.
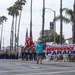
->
(35, 40, 43, 64)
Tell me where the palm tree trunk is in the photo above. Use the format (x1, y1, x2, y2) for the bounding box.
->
(0, 23, 3, 50)
(73, 1, 75, 44)
(15, 15, 17, 52)
(10, 16, 14, 51)
(1, 23, 3, 49)
(42, 0, 45, 44)
(17, 9, 22, 51)
(60, 0, 63, 45)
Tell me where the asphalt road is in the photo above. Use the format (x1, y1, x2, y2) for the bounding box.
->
(0, 59, 75, 75)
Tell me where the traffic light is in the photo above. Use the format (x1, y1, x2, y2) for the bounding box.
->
(50, 22, 54, 32)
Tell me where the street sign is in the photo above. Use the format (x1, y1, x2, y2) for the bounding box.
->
(50, 22, 54, 32)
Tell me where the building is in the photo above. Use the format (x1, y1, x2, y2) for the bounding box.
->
(66, 37, 72, 44)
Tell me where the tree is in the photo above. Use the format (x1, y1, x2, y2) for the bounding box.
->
(7, 5, 19, 51)
(7, 0, 26, 51)
(13, 4, 19, 52)
(0, 16, 7, 50)
(7, 6, 15, 51)
(54, 8, 73, 43)
(15, 0, 26, 51)
(38, 30, 65, 44)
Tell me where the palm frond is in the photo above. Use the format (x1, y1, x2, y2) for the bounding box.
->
(54, 16, 70, 23)
(62, 8, 69, 12)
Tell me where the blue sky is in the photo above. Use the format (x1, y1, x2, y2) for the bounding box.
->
(0, 0, 74, 47)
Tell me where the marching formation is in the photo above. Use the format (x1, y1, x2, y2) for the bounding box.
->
(0, 50, 18, 59)
(21, 46, 37, 61)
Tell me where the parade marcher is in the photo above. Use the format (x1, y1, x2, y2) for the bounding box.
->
(16, 51, 19, 59)
(21, 46, 25, 61)
(9, 51, 12, 59)
(34, 50, 37, 61)
(29, 49, 32, 61)
(32, 47, 37, 61)
(12, 51, 15, 59)
(35, 40, 43, 64)
(2, 50, 5, 59)
(25, 48, 28, 61)
(0, 51, 1, 59)
(5, 50, 9, 59)
(24, 49, 26, 60)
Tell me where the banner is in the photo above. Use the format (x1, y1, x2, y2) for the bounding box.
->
(44, 44, 75, 56)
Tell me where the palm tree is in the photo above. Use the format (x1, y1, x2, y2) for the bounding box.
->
(13, 4, 19, 52)
(0, 16, 7, 50)
(54, 8, 73, 43)
(7, 5, 18, 51)
(15, 0, 26, 50)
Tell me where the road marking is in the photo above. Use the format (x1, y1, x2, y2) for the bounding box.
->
(5, 62, 11, 64)
(30, 65, 39, 69)
(11, 70, 75, 75)
(15, 63, 21, 65)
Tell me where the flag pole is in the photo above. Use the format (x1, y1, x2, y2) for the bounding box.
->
(30, 0, 34, 48)
(30, 0, 32, 30)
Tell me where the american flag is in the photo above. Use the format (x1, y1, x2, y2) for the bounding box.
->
(24, 29, 29, 48)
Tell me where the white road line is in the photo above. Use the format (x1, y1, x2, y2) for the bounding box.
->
(0, 69, 75, 74)
(11, 70, 75, 75)
(30, 65, 39, 69)
(15, 63, 21, 65)
(5, 62, 10, 64)
(0, 70, 26, 73)
(5, 62, 22, 65)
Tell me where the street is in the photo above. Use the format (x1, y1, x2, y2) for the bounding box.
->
(0, 59, 75, 75)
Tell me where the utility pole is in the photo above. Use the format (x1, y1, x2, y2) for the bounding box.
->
(73, 0, 75, 44)
(54, 11, 56, 44)
(60, 0, 63, 45)
(42, 0, 45, 44)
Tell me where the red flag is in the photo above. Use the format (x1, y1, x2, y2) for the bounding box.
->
(24, 29, 29, 48)
(30, 29, 34, 48)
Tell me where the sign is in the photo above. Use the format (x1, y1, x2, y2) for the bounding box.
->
(46, 50, 75, 55)
(44, 44, 75, 56)
(50, 22, 54, 32)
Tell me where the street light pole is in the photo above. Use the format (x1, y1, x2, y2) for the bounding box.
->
(60, 0, 63, 45)
(45, 8, 56, 44)
(73, 0, 75, 44)
(54, 11, 56, 44)
(42, 0, 45, 44)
